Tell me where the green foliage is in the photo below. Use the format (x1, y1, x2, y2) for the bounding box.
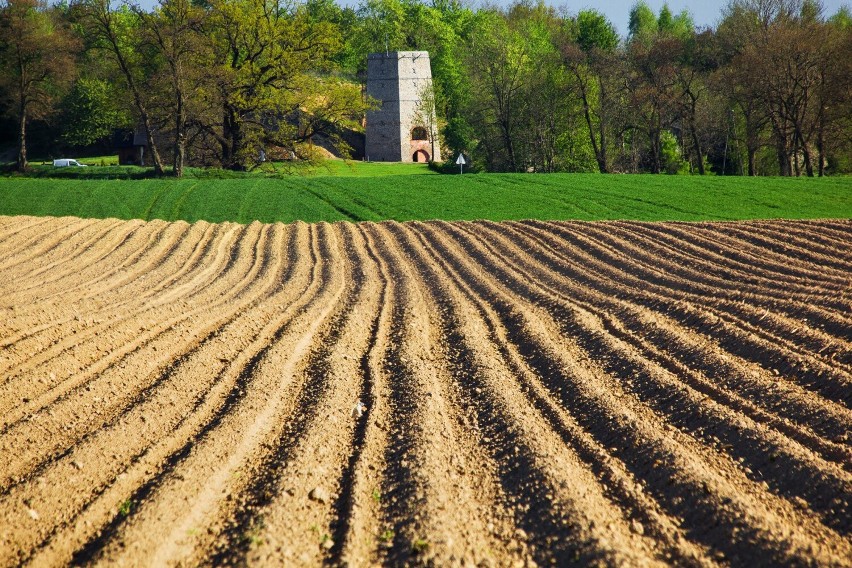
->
(630, 2, 693, 42)
(657, 4, 674, 33)
(828, 6, 852, 29)
(3, 0, 849, 178)
(575, 10, 619, 53)
(60, 77, 130, 146)
(660, 130, 690, 174)
(628, 1, 657, 42)
(411, 538, 429, 554)
(1, 174, 848, 224)
(0, 0, 78, 169)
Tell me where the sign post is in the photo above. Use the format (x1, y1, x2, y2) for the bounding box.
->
(456, 153, 466, 174)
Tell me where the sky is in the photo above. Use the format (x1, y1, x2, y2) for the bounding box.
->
(132, 0, 850, 38)
(558, 0, 849, 36)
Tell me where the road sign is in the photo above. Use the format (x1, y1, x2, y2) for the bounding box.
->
(456, 153, 466, 174)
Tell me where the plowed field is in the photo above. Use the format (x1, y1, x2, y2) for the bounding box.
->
(0, 215, 849, 567)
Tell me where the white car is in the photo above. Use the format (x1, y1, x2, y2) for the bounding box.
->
(53, 159, 88, 167)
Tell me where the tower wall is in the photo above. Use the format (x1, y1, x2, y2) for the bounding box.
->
(365, 51, 441, 163)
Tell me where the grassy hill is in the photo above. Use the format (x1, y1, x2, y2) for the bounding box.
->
(0, 168, 849, 224)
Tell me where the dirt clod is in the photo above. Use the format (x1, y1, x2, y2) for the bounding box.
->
(309, 487, 330, 504)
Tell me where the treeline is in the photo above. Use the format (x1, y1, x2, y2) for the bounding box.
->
(1, 0, 850, 175)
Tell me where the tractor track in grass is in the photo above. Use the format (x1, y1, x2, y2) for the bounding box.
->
(0, 215, 848, 567)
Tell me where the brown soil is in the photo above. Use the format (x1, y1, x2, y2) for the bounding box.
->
(0, 215, 849, 567)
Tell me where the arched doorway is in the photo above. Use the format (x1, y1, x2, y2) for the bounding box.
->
(413, 150, 430, 162)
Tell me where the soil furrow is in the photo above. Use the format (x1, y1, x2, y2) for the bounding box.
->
(0, 222, 252, 430)
(52, 224, 340, 562)
(3, 220, 173, 325)
(522, 220, 851, 380)
(707, 221, 852, 274)
(717, 220, 852, 271)
(482, 221, 852, 454)
(608, 220, 850, 303)
(539, 219, 849, 333)
(1, 215, 845, 567)
(203, 221, 366, 566)
(13, 223, 314, 567)
(0, 221, 222, 380)
(571, 221, 851, 339)
(364, 222, 519, 566)
(0, 215, 52, 242)
(408, 221, 851, 565)
(1, 220, 147, 301)
(525, 221, 852, 403)
(0, 223, 281, 499)
(335, 223, 398, 565)
(83, 223, 347, 567)
(387, 222, 670, 566)
(0, 220, 193, 350)
(0, 216, 93, 275)
(3, 219, 168, 310)
(0, 216, 59, 253)
(1, 219, 129, 292)
(436, 220, 852, 531)
(621, 220, 851, 288)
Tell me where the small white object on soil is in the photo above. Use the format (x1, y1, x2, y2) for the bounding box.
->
(351, 400, 367, 419)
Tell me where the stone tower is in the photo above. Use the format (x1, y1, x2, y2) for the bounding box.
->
(365, 51, 441, 163)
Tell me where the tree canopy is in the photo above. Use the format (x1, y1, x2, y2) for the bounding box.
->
(0, 0, 850, 176)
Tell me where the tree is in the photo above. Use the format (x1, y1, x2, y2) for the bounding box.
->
(626, 3, 701, 174)
(0, 0, 76, 171)
(716, 2, 770, 175)
(715, 0, 852, 176)
(815, 10, 852, 175)
(80, 0, 165, 174)
(672, 29, 716, 174)
(204, 0, 347, 169)
(134, 0, 207, 177)
(413, 79, 442, 162)
(560, 9, 620, 173)
(628, 1, 657, 43)
(628, 33, 682, 173)
(60, 77, 130, 146)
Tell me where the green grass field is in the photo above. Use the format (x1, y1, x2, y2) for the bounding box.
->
(11, 159, 438, 179)
(0, 172, 849, 224)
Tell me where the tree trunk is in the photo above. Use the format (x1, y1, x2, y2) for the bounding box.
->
(690, 120, 704, 175)
(747, 145, 757, 176)
(17, 107, 28, 172)
(792, 134, 800, 177)
(101, 11, 165, 176)
(817, 111, 825, 177)
(577, 73, 606, 174)
(650, 127, 661, 174)
(775, 136, 790, 176)
(174, 90, 185, 178)
(221, 107, 234, 168)
(139, 108, 164, 176)
(797, 129, 813, 177)
(230, 121, 244, 171)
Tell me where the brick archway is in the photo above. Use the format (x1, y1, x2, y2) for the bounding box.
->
(413, 150, 430, 163)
